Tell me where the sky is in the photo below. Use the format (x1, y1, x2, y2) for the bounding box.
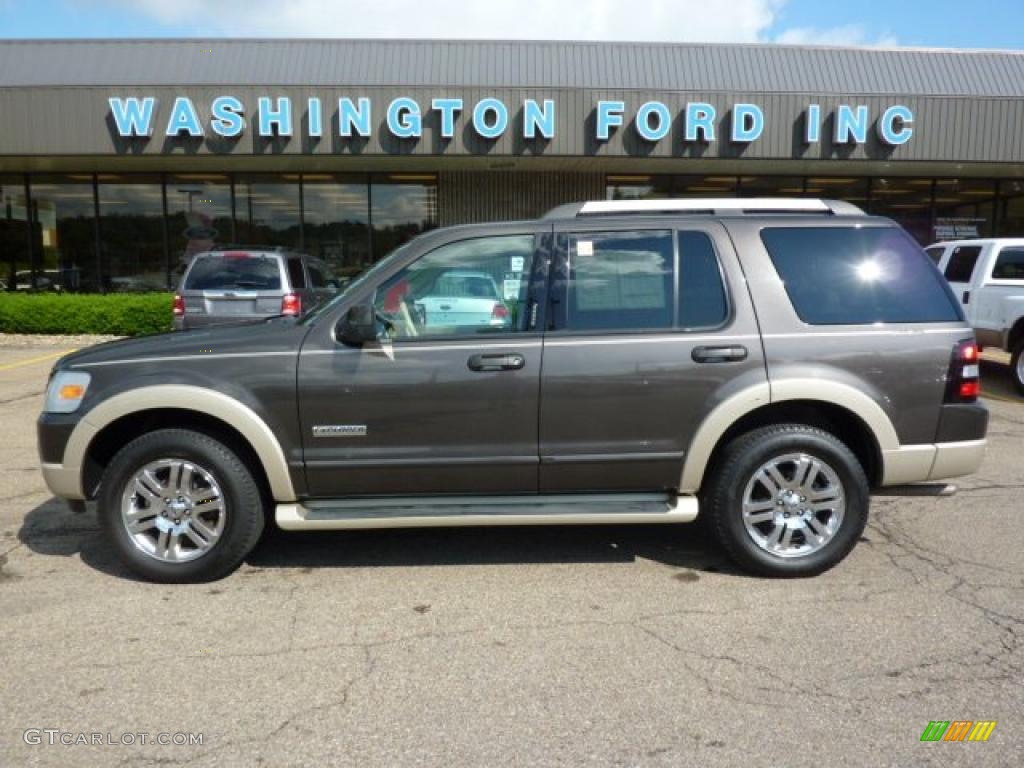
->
(0, 0, 1021, 50)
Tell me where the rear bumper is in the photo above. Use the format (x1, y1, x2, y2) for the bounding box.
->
(882, 439, 987, 486)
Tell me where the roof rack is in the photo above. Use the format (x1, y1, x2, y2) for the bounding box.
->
(206, 244, 293, 252)
(544, 198, 865, 218)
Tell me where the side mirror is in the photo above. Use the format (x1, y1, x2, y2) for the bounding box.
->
(336, 304, 378, 346)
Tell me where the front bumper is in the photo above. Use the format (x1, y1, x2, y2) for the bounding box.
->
(37, 412, 87, 500)
(40, 462, 85, 500)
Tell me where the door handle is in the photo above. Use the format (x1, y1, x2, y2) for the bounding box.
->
(467, 353, 526, 372)
(692, 345, 748, 363)
(962, 290, 970, 305)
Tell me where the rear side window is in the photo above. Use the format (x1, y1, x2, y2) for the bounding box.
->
(307, 262, 328, 288)
(992, 248, 1024, 280)
(943, 246, 982, 282)
(678, 231, 728, 328)
(565, 231, 674, 331)
(184, 253, 282, 291)
(925, 246, 945, 265)
(760, 227, 962, 325)
(287, 257, 307, 289)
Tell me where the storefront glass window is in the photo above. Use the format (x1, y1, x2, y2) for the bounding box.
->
(606, 175, 673, 200)
(737, 176, 806, 197)
(999, 181, 1024, 237)
(165, 174, 233, 285)
(674, 176, 737, 197)
(1, 176, 30, 292)
(869, 178, 934, 244)
(370, 174, 438, 261)
(28, 175, 98, 292)
(235, 175, 302, 250)
(98, 174, 168, 292)
(301, 174, 372, 280)
(804, 177, 870, 209)
(931, 179, 997, 241)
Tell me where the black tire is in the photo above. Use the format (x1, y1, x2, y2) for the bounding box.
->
(98, 428, 265, 583)
(1011, 341, 1024, 397)
(702, 424, 869, 577)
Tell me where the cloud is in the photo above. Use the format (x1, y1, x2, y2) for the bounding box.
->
(91, 0, 786, 43)
(774, 23, 899, 48)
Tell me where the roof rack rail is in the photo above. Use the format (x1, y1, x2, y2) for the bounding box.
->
(206, 244, 293, 252)
(544, 198, 864, 218)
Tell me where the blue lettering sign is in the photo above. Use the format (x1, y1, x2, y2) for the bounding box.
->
(432, 98, 463, 139)
(307, 97, 323, 138)
(165, 97, 203, 137)
(596, 100, 625, 141)
(878, 105, 914, 145)
(685, 103, 716, 142)
(258, 97, 293, 137)
(636, 101, 671, 142)
(523, 99, 555, 139)
(339, 97, 372, 137)
(388, 97, 422, 138)
(835, 104, 869, 144)
(210, 96, 245, 138)
(732, 103, 764, 142)
(805, 104, 822, 143)
(473, 98, 508, 139)
(108, 97, 157, 137)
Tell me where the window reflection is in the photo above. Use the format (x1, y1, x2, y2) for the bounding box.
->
(301, 174, 371, 279)
(371, 175, 438, 261)
(235, 175, 302, 249)
(28, 175, 98, 292)
(98, 175, 167, 291)
(1, 176, 29, 292)
(165, 174, 233, 284)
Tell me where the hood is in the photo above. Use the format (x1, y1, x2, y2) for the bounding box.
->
(57, 317, 310, 370)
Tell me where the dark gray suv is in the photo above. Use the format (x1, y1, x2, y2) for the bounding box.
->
(38, 199, 988, 582)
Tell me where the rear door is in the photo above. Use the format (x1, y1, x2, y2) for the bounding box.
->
(538, 219, 766, 492)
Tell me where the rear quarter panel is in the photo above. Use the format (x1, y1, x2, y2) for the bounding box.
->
(724, 218, 973, 446)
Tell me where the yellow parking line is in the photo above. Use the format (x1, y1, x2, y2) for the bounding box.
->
(0, 349, 74, 372)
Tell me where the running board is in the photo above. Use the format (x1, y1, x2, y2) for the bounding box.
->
(275, 493, 698, 531)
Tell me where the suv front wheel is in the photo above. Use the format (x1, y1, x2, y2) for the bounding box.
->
(703, 424, 869, 577)
(98, 429, 265, 583)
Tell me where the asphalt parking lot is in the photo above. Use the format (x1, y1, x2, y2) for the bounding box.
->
(0, 335, 1021, 767)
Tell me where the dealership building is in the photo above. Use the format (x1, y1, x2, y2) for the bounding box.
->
(1, 38, 1024, 292)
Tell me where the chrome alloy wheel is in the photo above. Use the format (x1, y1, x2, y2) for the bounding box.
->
(1016, 350, 1024, 387)
(741, 452, 845, 559)
(120, 459, 227, 563)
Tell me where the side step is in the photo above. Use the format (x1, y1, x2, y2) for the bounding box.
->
(276, 493, 698, 531)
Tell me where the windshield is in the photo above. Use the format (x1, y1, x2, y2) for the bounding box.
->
(185, 253, 282, 291)
(299, 240, 418, 324)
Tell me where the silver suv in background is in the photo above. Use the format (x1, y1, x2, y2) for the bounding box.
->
(174, 247, 340, 330)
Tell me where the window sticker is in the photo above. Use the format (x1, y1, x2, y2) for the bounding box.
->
(577, 240, 594, 257)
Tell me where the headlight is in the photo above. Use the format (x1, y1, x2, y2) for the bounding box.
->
(44, 371, 91, 414)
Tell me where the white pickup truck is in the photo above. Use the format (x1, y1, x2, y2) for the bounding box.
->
(927, 238, 1024, 394)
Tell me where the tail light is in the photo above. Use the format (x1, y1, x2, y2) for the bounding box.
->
(281, 293, 302, 316)
(491, 303, 510, 321)
(945, 339, 980, 403)
(172, 294, 186, 317)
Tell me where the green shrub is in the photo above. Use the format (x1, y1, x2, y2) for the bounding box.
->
(0, 293, 175, 336)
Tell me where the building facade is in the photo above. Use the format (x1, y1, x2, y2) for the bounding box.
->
(1, 38, 1023, 291)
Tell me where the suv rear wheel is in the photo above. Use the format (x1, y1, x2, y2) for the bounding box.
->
(1011, 340, 1024, 396)
(703, 424, 869, 577)
(98, 429, 265, 583)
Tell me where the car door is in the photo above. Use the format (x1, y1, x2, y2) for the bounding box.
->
(297, 225, 548, 497)
(941, 243, 985, 321)
(539, 219, 766, 492)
